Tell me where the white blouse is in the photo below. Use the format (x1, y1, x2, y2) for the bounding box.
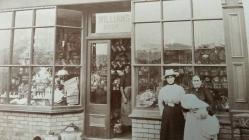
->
(158, 84, 185, 115)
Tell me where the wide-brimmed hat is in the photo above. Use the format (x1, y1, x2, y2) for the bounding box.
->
(181, 94, 209, 109)
(164, 69, 179, 77)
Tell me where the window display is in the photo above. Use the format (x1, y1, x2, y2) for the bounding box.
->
(0, 7, 83, 110)
(0, 67, 9, 104)
(135, 67, 161, 109)
(55, 28, 81, 65)
(10, 67, 30, 105)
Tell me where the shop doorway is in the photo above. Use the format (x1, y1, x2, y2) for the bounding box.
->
(85, 39, 131, 139)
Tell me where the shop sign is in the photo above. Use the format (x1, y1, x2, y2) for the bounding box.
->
(96, 12, 131, 33)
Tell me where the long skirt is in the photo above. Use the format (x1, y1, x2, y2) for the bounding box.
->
(160, 104, 185, 140)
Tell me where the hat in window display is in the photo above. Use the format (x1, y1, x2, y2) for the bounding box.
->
(164, 69, 179, 77)
(56, 69, 69, 76)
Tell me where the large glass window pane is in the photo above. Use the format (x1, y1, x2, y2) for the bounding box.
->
(10, 67, 30, 105)
(163, 0, 191, 20)
(0, 30, 11, 64)
(55, 28, 81, 65)
(90, 42, 108, 104)
(31, 67, 52, 106)
(13, 29, 32, 65)
(163, 67, 193, 89)
(135, 23, 161, 64)
(0, 12, 12, 28)
(33, 28, 54, 65)
(194, 20, 226, 64)
(195, 67, 228, 111)
(57, 9, 82, 27)
(36, 8, 55, 26)
(164, 22, 192, 64)
(136, 66, 161, 109)
(135, 1, 161, 22)
(15, 10, 33, 27)
(54, 67, 80, 106)
(193, 0, 223, 19)
(0, 67, 9, 104)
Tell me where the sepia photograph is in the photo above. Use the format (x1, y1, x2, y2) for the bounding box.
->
(0, 0, 248, 140)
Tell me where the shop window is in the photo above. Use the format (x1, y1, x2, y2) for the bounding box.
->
(134, 1, 161, 22)
(0, 7, 83, 111)
(0, 30, 11, 64)
(33, 28, 54, 65)
(163, 0, 191, 21)
(15, 10, 33, 27)
(35, 9, 55, 26)
(163, 21, 192, 64)
(135, 23, 161, 64)
(133, 0, 228, 112)
(0, 12, 12, 28)
(193, 0, 223, 19)
(135, 66, 161, 109)
(13, 29, 32, 65)
(57, 9, 82, 27)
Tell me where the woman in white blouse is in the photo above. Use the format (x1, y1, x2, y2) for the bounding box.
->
(158, 69, 185, 140)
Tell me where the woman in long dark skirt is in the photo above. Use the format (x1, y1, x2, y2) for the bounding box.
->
(158, 69, 185, 140)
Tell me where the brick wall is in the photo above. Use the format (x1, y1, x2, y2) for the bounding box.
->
(132, 115, 233, 140)
(132, 119, 160, 140)
(0, 111, 84, 140)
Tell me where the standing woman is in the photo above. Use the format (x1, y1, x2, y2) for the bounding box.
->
(158, 69, 185, 140)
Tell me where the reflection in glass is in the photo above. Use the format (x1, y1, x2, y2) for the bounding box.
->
(195, 67, 228, 111)
(10, 67, 30, 105)
(135, 1, 161, 22)
(135, 23, 161, 64)
(90, 43, 108, 104)
(163, 67, 193, 89)
(0, 30, 11, 64)
(0, 12, 12, 28)
(136, 66, 161, 109)
(0, 67, 9, 104)
(13, 29, 32, 65)
(193, 0, 223, 19)
(31, 67, 52, 106)
(33, 28, 54, 65)
(194, 20, 226, 64)
(164, 22, 192, 64)
(15, 10, 33, 27)
(54, 67, 80, 106)
(57, 9, 82, 27)
(55, 28, 81, 65)
(36, 8, 55, 26)
(163, 0, 191, 20)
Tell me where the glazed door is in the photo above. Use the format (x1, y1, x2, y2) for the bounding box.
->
(85, 40, 111, 139)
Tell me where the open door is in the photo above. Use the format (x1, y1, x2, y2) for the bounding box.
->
(85, 40, 111, 139)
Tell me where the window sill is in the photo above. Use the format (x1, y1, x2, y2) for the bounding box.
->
(0, 104, 84, 114)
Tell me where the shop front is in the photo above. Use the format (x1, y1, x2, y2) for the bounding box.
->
(0, 0, 248, 140)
